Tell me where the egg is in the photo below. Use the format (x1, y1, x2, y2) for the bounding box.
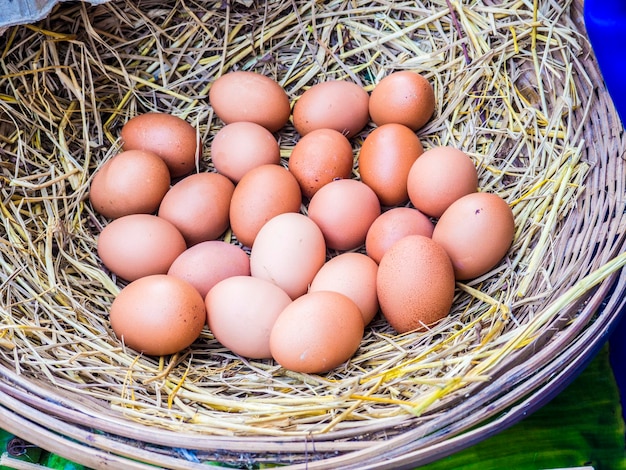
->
(157, 172, 235, 246)
(368, 71, 435, 131)
(432, 192, 515, 280)
(365, 207, 435, 264)
(292, 80, 369, 137)
(269, 291, 364, 374)
(407, 146, 478, 218)
(109, 274, 206, 356)
(209, 71, 291, 132)
(167, 241, 250, 298)
(97, 214, 187, 281)
(307, 178, 381, 251)
(210, 122, 280, 183)
(377, 235, 455, 333)
(120, 112, 200, 178)
(250, 212, 326, 299)
(309, 252, 379, 325)
(287, 128, 354, 199)
(358, 123, 424, 206)
(229, 164, 302, 248)
(206, 276, 292, 359)
(89, 150, 171, 220)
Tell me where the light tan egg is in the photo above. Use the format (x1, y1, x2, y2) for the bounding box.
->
(250, 212, 326, 300)
(309, 252, 379, 325)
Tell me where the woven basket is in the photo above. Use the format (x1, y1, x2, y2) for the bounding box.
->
(1, 0, 625, 468)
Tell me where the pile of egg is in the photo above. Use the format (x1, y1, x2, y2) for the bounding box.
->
(91, 71, 515, 374)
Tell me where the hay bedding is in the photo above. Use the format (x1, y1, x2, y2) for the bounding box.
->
(0, 0, 625, 468)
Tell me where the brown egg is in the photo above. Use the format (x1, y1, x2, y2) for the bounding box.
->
(269, 291, 364, 374)
(377, 235, 455, 333)
(309, 252, 379, 325)
(287, 128, 354, 199)
(167, 241, 250, 298)
(97, 214, 187, 281)
(407, 146, 478, 218)
(120, 112, 200, 178)
(229, 164, 302, 248)
(292, 80, 369, 137)
(369, 71, 435, 131)
(307, 178, 381, 251)
(157, 172, 235, 246)
(206, 276, 292, 359)
(210, 122, 280, 183)
(209, 71, 291, 132)
(432, 192, 515, 280)
(358, 123, 424, 206)
(250, 212, 326, 300)
(110, 274, 206, 356)
(89, 150, 171, 219)
(365, 207, 435, 264)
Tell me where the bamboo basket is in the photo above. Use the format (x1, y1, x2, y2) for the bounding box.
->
(1, 0, 625, 468)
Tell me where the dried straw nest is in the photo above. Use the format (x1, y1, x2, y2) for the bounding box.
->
(0, 0, 625, 468)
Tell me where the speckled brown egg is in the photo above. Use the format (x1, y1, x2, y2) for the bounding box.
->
(157, 172, 235, 246)
(307, 178, 381, 251)
(358, 123, 424, 206)
(365, 207, 435, 264)
(269, 291, 364, 374)
(209, 71, 291, 132)
(89, 149, 171, 219)
(432, 192, 515, 280)
(407, 146, 478, 218)
(120, 112, 200, 178)
(287, 128, 354, 199)
(97, 214, 187, 281)
(206, 275, 292, 359)
(309, 252, 379, 325)
(369, 71, 435, 131)
(292, 80, 369, 137)
(210, 121, 280, 183)
(110, 274, 206, 356)
(167, 241, 250, 298)
(229, 164, 302, 248)
(377, 235, 455, 333)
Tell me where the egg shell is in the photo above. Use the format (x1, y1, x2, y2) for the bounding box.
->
(358, 123, 424, 207)
(206, 276, 292, 359)
(365, 207, 435, 264)
(292, 80, 369, 137)
(97, 214, 187, 282)
(89, 150, 171, 219)
(110, 274, 206, 356)
(210, 122, 280, 183)
(369, 71, 436, 131)
(407, 146, 478, 218)
(250, 212, 326, 299)
(377, 234, 455, 333)
(120, 112, 200, 178)
(209, 71, 291, 132)
(167, 241, 250, 298)
(157, 172, 235, 246)
(432, 192, 515, 280)
(229, 164, 302, 248)
(287, 128, 354, 199)
(269, 291, 364, 374)
(309, 252, 379, 325)
(307, 178, 381, 251)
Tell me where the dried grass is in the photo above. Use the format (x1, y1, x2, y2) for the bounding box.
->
(0, 0, 625, 468)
